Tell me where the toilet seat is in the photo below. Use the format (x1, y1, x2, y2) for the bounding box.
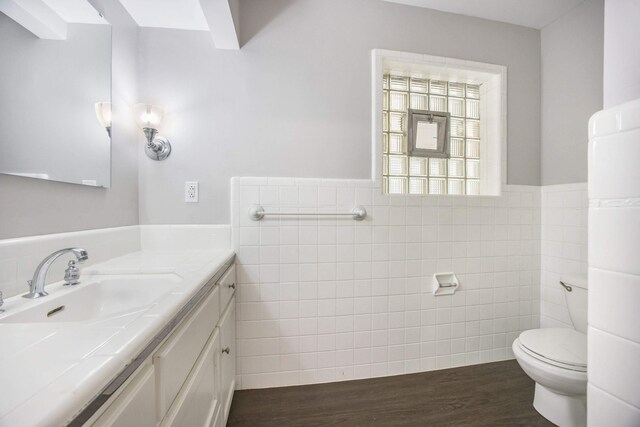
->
(518, 328, 587, 372)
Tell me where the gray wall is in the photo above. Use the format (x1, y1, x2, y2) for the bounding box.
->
(603, 0, 640, 108)
(137, 0, 542, 225)
(0, 0, 139, 239)
(540, 0, 603, 185)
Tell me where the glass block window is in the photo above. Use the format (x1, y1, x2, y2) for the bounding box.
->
(382, 74, 481, 195)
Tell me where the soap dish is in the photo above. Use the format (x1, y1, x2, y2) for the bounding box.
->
(433, 272, 459, 296)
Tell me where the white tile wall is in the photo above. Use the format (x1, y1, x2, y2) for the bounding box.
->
(587, 98, 640, 426)
(588, 384, 640, 427)
(232, 177, 541, 389)
(540, 183, 588, 328)
(0, 177, 598, 396)
(139, 225, 230, 252)
(0, 225, 231, 299)
(0, 226, 140, 299)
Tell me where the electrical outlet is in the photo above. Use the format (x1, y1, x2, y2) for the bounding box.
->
(185, 181, 198, 203)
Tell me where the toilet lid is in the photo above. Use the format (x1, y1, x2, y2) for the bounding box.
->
(519, 328, 587, 369)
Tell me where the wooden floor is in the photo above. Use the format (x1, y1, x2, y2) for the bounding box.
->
(228, 360, 553, 426)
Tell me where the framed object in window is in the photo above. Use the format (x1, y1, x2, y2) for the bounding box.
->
(408, 109, 450, 158)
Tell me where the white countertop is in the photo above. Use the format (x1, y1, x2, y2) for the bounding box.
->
(0, 248, 234, 427)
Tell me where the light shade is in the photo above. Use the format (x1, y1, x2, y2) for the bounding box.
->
(94, 102, 112, 128)
(134, 103, 164, 130)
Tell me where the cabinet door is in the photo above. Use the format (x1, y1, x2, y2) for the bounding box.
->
(210, 409, 222, 427)
(219, 297, 236, 424)
(218, 265, 236, 311)
(91, 364, 156, 427)
(160, 330, 221, 427)
(154, 285, 220, 420)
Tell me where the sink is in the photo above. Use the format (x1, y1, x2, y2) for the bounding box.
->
(0, 274, 182, 324)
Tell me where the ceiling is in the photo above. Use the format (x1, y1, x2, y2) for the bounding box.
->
(18, 0, 588, 32)
(41, 0, 107, 24)
(3, 0, 241, 47)
(117, 0, 209, 30)
(5, 0, 585, 47)
(382, 0, 587, 29)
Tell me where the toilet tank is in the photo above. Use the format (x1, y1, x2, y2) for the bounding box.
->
(561, 275, 588, 333)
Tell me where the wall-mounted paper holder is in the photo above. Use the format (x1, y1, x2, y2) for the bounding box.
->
(433, 272, 459, 296)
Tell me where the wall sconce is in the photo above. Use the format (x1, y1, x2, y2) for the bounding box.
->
(134, 103, 171, 161)
(94, 102, 112, 137)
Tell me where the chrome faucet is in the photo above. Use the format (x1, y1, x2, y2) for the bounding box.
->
(23, 248, 89, 299)
(0, 290, 4, 312)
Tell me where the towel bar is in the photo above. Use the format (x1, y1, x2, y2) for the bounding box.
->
(248, 205, 367, 221)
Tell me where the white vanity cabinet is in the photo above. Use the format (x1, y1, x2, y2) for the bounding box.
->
(87, 264, 236, 427)
(91, 364, 156, 427)
(217, 264, 237, 421)
(219, 299, 236, 421)
(160, 329, 221, 427)
(154, 285, 221, 420)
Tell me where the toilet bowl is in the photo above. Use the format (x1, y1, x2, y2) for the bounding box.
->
(513, 328, 587, 426)
(513, 275, 588, 427)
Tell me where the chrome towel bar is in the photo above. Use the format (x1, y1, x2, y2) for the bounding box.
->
(249, 205, 367, 221)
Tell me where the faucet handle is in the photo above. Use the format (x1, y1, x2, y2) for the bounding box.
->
(72, 248, 89, 263)
(64, 260, 81, 286)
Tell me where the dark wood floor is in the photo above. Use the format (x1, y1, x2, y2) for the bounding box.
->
(228, 360, 553, 426)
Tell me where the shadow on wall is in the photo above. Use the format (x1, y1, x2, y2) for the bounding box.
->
(239, 0, 294, 47)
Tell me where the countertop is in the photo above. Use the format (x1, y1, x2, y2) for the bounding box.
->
(0, 248, 235, 427)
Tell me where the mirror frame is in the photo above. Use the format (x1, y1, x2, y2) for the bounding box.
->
(407, 109, 450, 158)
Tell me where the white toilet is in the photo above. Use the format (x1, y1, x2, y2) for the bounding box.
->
(513, 275, 588, 427)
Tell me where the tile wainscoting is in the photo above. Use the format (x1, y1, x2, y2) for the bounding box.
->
(540, 183, 588, 328)
(0, 226, 140, 299)
(0, 225, 231, 299)
(231, 178, 542, 389)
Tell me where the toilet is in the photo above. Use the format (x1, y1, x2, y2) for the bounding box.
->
(513, 275, 588, 427)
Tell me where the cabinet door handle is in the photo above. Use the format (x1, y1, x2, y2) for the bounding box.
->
(222, 347, 231, 354)
(228, 283, 236, 290)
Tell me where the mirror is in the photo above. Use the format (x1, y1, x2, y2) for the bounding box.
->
(416, 121, 439, 150)
(408, 110, 450, 158)
(0, 4, 112, 187)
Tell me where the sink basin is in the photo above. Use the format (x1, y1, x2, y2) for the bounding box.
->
(0, 274, 183, 324)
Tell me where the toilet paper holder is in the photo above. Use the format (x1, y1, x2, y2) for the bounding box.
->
(433, 272, 460, 296)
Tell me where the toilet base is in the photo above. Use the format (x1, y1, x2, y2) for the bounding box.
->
(533, 383, 586, 427)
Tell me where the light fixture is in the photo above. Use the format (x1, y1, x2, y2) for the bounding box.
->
(94, 102, 112, 137)
(134, 103, 171, 161)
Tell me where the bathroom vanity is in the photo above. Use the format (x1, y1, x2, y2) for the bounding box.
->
(83, 263, 236, 427)
(0, 226, 236, 427)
